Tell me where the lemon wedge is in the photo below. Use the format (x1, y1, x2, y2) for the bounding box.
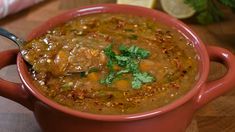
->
(160, 0, 195, 19)
(117, 0, 157, 8)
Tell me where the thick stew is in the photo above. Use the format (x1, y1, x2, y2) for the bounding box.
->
(22, 13, 198, 114)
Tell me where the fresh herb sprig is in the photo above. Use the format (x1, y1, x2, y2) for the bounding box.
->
(100, 44, 155, 89)
(184, 0, 235, 24)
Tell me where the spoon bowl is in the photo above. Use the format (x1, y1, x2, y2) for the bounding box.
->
(0, 28, 100, 74)
(0, 28, 28, 59)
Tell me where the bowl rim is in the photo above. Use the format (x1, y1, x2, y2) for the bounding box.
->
(17, 4, 209, 121)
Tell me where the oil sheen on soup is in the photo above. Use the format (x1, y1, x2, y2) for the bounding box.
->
(22, 13, 198, 115)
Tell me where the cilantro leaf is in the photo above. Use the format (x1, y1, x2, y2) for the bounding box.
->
(119, 45, 150, 59)
(107, 59, 114, 71)
(128, 45, 150, 59)
(103, 44, 116, 59)
(132, 77, 142, 89)
(115, 55, 130, 67)
(116, 69, 130, 75)
(100, 71, 116, 84)
(119, 44, 128, 53)
(125, 60, 139, 73)
(132, 72, 156, 89)
(103, 44, 117, 71)
(133, 72, 155, 83)
(101, 44, 155, 89)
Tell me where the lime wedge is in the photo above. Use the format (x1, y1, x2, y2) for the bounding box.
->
(160, 0, 195, 19)
(117, 0, 157, 8)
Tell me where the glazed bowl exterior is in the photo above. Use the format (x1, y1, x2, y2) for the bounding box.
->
(1, 4, 235, 132)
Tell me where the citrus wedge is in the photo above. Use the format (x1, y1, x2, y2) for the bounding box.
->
(160, 0, 195, 19)
(117, 0, 157, 8)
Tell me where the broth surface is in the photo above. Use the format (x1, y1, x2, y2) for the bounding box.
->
(22, 13, 198, 114)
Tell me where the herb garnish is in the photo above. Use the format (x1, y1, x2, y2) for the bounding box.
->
(100, 44, 155, 89)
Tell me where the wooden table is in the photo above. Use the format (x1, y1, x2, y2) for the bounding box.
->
(0, 1, 235, 132)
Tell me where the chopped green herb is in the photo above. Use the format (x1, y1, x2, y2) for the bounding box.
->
(115, 55, 130, 67)
(128, 45, 150, 59)
(103, 44, 116, 60)
(103, 45, 117, 71)
(101, 44, 155, 89)
(116, 69, 130, 76)
(100, 71, 116, 84)
(119, 45, 150, 59)
(107, 59, 115, 71)
(119, 44, 128, 52)
(132, 77, 142, 89)
(134, 72, 155, 83)
(132, 72, 155, 89)
(125, 59, 139, 73)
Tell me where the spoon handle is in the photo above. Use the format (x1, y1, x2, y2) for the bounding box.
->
(0, 28, 24, 48)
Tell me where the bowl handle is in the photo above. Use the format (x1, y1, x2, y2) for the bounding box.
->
(195, 46, 235, 109)
(0, 49, 33, 111)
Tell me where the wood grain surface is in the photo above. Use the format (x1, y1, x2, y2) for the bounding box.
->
(0, 0, 235, 132)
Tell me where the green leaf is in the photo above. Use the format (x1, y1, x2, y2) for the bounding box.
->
(116, 69, 130, 75)
(101, 44, 155, 89)
(184, 0, 208, 12)
(119, 45, 150, 59)
(100, 71, 116, 84)
(103, 44, 117, 71)
(125, 60, 139, 73)
(197, 11, 215, 24)
(115, 55, 130, 67)
(133, 72, 155, 83)
(132, 77, 142, 89)
(103, 44, 116, 59)
(128, 45, 150, 59)
(107, 59, 114, 71)
(219, 0, 235, 8)
(184, 0, 225, 24)
(131, 72, 155, 89)
(119, 44, 128, 53)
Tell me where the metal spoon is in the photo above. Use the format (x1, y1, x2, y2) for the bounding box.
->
(0, 28, 25, 49)
(0, 27, 30, 63)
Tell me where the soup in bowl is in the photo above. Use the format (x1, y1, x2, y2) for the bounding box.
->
(0, 4, 235, 132)
(22, 13, 198, 115)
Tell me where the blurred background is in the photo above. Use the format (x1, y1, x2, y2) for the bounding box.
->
(0, 0, 234, 132)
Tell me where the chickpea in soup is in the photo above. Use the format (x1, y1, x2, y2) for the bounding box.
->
(22, 13, 198, 114)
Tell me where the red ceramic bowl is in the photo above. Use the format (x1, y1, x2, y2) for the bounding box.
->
(1, 4, 235, 132)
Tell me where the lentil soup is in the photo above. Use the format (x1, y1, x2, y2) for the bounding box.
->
(22, 13, 198, 115)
